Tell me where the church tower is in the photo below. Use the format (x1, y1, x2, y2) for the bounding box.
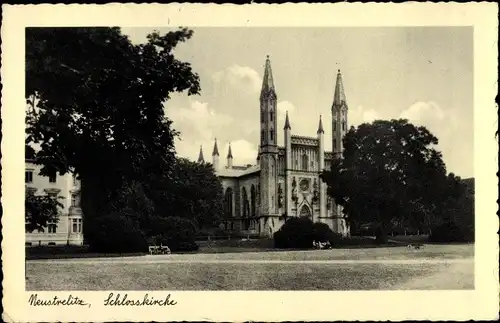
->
(332, 70, 348, 158)
(259, 55, 279, 229)
(331, 69, 349, 235)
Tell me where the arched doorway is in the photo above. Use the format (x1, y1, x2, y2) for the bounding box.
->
(299, 205, 312, 219)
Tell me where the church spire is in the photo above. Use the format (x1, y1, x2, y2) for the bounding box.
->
(212, 138, 219, 156)
(260, 55, 276, 100)
(333, 69, 347, 106)
(284, 110, 291, 130)
(317, 115, 324, 134)
(197, 145, 204, 163)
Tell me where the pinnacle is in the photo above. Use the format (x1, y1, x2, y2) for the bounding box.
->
(227, 142, 233, 159)
(197, 145, 204, 163)
(317, 115, 324, 134)
(212, 138, 219, 156)
(284, 110, 291, 130)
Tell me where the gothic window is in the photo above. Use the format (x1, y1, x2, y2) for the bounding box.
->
(242, 187, 248, 217)
(302, 154, 308, 171)
(270, 129, 274, 141)
(224, 187, 233, 218)
(251, 185, 256, 217)
(270, 110, 274, 122)
(342, 121, 346, 131)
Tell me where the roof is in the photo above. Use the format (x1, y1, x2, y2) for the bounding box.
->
(217, 164, 260, 178)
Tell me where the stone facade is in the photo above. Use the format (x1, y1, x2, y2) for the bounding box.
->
(25, 160, 84, 246)
(201, 56, 351, 237)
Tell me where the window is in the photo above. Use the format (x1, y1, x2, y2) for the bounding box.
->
(48, 223, 57, 233)
(72, 218, 83, 233)
(49, 173, 57, 183)
(333, 139, 337, 149)
(261, 130, 264, 143)
(302, 154, 309, 171)
(71, 194, 80, 207)
(333, 122, 336, 131)
(270, 110, 274, 122)
(270, 129, 274, 141)
(25, 170, 33, 184)
(342, 121, 346, 131)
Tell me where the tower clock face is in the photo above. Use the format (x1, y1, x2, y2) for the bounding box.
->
(299, 179, 310, 192)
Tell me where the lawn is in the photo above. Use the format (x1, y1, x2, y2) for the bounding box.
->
(26, 244, 474, 291)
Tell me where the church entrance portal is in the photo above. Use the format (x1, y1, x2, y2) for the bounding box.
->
(299, 205, 312, 219)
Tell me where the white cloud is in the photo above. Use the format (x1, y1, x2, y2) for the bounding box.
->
(212, 65, 262, 95)
(399, 101, 470, 177)
(400, 101, 446, 122)
(350, 105, 380, 125)
(221, 140, 258, 167)
(168, 99, 234, 161)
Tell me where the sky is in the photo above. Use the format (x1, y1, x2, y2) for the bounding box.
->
(122, 27, 473, 178)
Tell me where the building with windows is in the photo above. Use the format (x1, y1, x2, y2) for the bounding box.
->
(25, 160, 84, 246)
(198, 56, 350, 237)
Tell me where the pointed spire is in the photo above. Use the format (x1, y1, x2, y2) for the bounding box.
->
(333, 69, 347, 106)
(227, 142, 233, 159)
(317, 115, 324, 134)
(260, 55, 276, 100)
(212, 138, 219, 156)
(197, 145, 205, 163)
(284, 110, 291, 130)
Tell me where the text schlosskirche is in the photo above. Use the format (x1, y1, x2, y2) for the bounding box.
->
(104, 293, 177, 306)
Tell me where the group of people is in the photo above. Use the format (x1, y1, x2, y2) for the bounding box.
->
(312, 240, 332, 249)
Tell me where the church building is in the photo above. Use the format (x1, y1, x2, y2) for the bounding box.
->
(198, 56, 350, 237)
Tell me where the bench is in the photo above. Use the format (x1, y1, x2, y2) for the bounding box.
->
(149, 245, 171, 255)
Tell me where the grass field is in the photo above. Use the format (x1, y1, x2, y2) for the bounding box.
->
(26, 244, 474, 291)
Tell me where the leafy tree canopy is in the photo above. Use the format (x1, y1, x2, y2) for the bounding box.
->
(25, 192, 63, 233)
(25, 27, 200, 188)
(150, 158, 224, 228)
(321, 119, 466, 242)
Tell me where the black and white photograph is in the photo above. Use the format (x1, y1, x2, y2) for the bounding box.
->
(2, 3, 498, 322)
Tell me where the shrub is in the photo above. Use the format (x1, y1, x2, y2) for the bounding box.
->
(273, 217, 315, 249)
(429, 220, 473, 243)
(274, 217, 341, 249)
(87, 211, 149, 253)
(312, 222, 343, 245)
(148, 216, 199, 252)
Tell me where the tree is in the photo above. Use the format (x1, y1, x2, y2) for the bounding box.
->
(25, 192, 63, 233)
(25, 27, 201, 248)
(321, 119, 453, 243)
(150, 158, 224, 228)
